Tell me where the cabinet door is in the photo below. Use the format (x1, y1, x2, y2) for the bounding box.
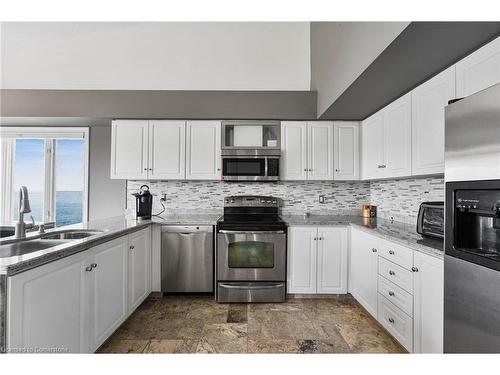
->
(307, 122, 334, 180)
(89, 237, 129, 351)
(149, 120, 186, 179)
(456, 36, 500, 97)
(287, 226, 317, 294)
(7, 252, 90, 353)
(317, 227, 348, 294)
(413, 252, 444, 353)
(361, 112, 384, 180)
(334, 121, 359, 180)
(280, 121, 308, 180)
(412, 66, 456, 176)
(349, 228, 378, 317)
(383, 93, 412, 178)
(186, 121, 221, 180)
(110, 120, 149, 179)
(128, 228, 151, 312)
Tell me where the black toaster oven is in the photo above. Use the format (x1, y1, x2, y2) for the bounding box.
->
(416, 201, 444, 240)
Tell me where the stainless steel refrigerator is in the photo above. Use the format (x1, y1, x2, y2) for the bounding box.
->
(444, 83, 500, 353)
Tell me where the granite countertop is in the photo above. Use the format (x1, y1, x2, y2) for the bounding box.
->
(282, 214, 444, 259)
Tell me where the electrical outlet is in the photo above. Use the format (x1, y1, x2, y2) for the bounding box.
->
(319, 195, 325, 204)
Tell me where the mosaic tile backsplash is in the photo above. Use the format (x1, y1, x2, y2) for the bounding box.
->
(127, 176, 445, 224)
(127, 180, 371, 216)
(370, 176, 445, 224)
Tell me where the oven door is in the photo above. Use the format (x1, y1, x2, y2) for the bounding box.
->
(217, 230, 286, 281)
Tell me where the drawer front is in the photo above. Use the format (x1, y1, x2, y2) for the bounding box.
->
(378, 239, 413, 270)
(378, 257, 413, 293)
(378, 275, 413, 316)
(378, 295, 413, 352)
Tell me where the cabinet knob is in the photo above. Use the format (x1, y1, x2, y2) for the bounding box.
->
(130, 245, 135, 250)
(85, 266, 93, 272)
(411, 266, 419, 272)
(304, 169, 308, 172)
(309, 168, 313, 172)
(388, 291, 395, 297)
(389, 250, 395, 255)
(372, 248, 377, 253)
(144, 168, 148, 171)
(91, 263, 97, 269)
(335, 169, 340, 172)
(217, 168, 221, 171)
(389, 270, 395, 276)
(388, 317, 395, 324)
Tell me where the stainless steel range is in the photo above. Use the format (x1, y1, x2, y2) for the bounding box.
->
(216, 196, 287, 303)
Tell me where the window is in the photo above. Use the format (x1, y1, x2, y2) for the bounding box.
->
(1, 127, 89, 227)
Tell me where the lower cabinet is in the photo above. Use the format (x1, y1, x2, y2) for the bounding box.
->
(128, 228, 152, 311)
(349, 227, 379, 317)
(288, 226, 348, 295)
(7, 227, 151, 353)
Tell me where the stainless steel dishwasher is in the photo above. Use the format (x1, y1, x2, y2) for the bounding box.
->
(161, 225, 214, 293)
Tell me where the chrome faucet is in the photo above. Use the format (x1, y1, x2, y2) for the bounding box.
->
(14, 186, 32, 239)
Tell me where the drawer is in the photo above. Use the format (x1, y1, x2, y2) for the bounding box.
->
(378, 239, 413, 270)
(378, 256, 413, 293)
(378, 295, 413, 352)
(378, 275, 413, 316)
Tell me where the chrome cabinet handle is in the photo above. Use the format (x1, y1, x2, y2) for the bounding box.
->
(219, 230, 285, 234)
(308, 168, 313, 171)
(219, 282, 285, 290)
(144, 168, 147, 171)
(304, 168, 308, 172)
(389, 291, 395, 297)
(130, 245, 135, 250)
(411, 266, 419, 272)
(388, 317, 395, 324)
(91, 263, 97, 269)
(372, 248, 377, 253)
(85, 266, 93, 272)
(389, 250, 395, 255)
(335, 169, 340, 172)
(389, 270, 395, 276)
(314, 237, 317, 241)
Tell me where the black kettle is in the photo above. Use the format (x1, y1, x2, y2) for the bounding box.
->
(131, 185, 153, 221)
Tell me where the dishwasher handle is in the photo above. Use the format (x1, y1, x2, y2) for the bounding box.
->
(161, 225, 213, 234)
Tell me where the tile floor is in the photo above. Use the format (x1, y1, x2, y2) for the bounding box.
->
(98, 295, 406, 354)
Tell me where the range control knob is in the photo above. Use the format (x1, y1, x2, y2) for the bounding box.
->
(230, 199, 235, 203)
(261, 199, 266, 203)
(266, 200, 272, 204)
(272, 200, 277, 204)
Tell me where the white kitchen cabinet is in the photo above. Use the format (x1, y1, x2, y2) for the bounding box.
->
(413, 251, 444, 354)
(308, 122, 334, 180)
(7, 251, 90, 353)
(280, 121, 308, 180)
(185, 121, 221, 180)
(316, 227, 348, 294)
(361, 112, 384, 180)
(281, 121, 333, 181)
(334, 121, 359, 180)
(110, 120, 149, 179)
(128, 228, 152, 311)
(349, 227, 379, 317)
(411, 66, 456, 175)
(288, 226, 348, 295)
(287, 226, 317, 294)
(456, 36, 500, 97)
(89, 236, 129, 351)
(383, 93, 412, 178)
(148, 120, 186, 179)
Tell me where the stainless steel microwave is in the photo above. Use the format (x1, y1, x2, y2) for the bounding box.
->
(221, 154, 280, 181)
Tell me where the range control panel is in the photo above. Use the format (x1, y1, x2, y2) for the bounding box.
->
(224, 195, 279, 208)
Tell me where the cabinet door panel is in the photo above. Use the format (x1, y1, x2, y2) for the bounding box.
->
(361, 112, 384, 180)
(456, 36, 500, 97)
(383, 93, 412, 178)
(412, 67, 455, 175)
(288, 226, 317, 294)
(281, 122, 308, 180)
(149, 120, 185, 179)
(186, 121, 221, 180)
(110, 120, 149, 179)
(90, 237, 129, 351)
(129, 228, 151, 312)
(7, 252, 90, 353)
(308, 122, 334, 180)
(317, 227, 348, 294)
(334, 122, 359, 180)
(413, 252, 444, 353)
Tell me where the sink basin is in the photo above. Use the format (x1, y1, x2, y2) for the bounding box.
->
(39, 229, 103, 240)
(0, 226, 15, 238)
(0, 239, 70, 258)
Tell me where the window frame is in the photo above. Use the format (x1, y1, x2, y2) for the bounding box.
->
(0, 127, 89, 225)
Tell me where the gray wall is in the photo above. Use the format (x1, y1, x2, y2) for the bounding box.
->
(88, 126, 126, 221)
(310, 22, 408, 117)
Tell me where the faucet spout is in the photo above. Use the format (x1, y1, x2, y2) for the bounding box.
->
(14, 186, 32, 239)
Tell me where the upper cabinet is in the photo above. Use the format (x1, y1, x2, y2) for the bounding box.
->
(334, 121, 360, 180)
(361, 93, 412, 180)
(411, 66, 456, 175)
(110, 120, 221, 180)
(281, 121, 337, 181)
(456, 36, 500, 97)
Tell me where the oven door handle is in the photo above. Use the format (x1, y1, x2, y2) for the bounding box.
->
(219, 282, 285, 290)
(218, 230, 285, 234)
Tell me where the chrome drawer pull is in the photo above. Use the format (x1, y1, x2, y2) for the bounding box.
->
(85, 266, 93, 272)
(411, 266, 419, 272)
(388, 317, 395, 324)
(372, 248, 377, 253)
(389, 291, 395, 297)
(389, 250, 395, 255)
(389, 270, 395, 276)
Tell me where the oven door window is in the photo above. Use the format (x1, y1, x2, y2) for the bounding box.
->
(222, 158, 265, 176)
(228, 241, 274, 268)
